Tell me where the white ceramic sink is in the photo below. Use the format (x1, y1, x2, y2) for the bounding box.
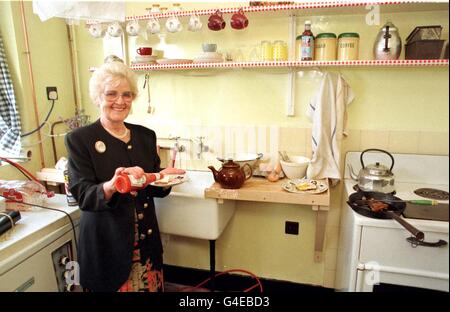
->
(154, 170, 236, 240)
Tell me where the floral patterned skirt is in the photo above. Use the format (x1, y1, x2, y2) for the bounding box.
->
(118, 212, 164, 292)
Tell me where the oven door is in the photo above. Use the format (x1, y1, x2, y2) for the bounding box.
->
(355, 226, 449, 292)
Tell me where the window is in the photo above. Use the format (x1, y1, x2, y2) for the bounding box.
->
(0, 33, 22, 158)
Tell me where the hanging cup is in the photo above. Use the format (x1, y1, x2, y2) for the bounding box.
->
(230, 8, 249, 30)
(107, 22, 123, 37)
(188, 14, 202, 32)
(208, 10, 226, 31)
(126, 20, 140, 36)
(147, 18, 161, 34)
(166, 16, 182, 33)
(88, 23, 105, 38)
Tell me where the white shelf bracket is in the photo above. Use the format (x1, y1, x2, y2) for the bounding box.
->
(287, 13, 296, 117)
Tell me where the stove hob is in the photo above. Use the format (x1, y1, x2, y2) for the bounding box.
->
(414, 188, 449, 200)
(403, 203, 449, 221)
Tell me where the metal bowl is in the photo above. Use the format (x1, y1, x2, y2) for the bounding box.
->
(217, 153, 263, 169)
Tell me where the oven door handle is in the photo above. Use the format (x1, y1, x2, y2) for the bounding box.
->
(407, 237, 448, 248)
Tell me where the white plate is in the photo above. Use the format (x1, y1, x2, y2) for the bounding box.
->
(156, 59, 193, 65)
(282, 179, 328, 194)
(131, 60, 157, 64)
(198, 52, 222, 58)
(193, 58, 224, 63)
(150, 174, 188, 187)
(135, 55, 157, 61)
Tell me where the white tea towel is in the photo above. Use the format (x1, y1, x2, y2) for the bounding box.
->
(306, 72, 354, 185)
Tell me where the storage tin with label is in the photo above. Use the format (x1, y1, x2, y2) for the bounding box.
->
(314, 33, 337, 60)
(337, 32, 359, 60)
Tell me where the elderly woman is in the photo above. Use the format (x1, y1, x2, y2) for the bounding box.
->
(65, 60, 183, 292)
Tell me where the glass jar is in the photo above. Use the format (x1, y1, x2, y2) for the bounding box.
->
(337, 32, 360, 61)
(295, 35, 304, 60)
(260, 40, 273, 61)
(273, 40, 288, 61)
(314, 33, 337, 61)
(146, 4, 160, 14)
(172, 3, 182, 12)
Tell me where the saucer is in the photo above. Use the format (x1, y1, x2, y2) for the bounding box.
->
(156, 59, 193, 65)
(135, 55, 157, 62)
(281, 179, 328, 194)
(131, 60, 157, 64)
(193, 52, 223, 63)
(198, 52, 222, 58)
(193, 58, 224, 63)
(150, 174, 188, 187)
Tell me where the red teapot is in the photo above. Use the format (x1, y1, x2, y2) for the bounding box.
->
(208, 159, 252, 189)
(208, 10, 226, 31)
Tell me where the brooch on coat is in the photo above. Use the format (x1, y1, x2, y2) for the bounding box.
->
(95, 141, 106, 153)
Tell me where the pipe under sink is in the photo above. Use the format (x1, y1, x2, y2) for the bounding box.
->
(154, 170, 236, 240)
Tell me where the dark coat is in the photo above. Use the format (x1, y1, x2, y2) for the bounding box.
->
(65, 119, 170, 292)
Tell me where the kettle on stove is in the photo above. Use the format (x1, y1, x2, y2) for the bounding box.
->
(373, 21, 402, 60)
(348, 149, 396, 194)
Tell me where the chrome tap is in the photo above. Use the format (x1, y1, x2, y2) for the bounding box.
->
(194, 136, 208, 159)
(172, 136, 185, 153)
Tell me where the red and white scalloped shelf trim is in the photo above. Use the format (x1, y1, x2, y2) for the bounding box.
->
(84, 1, 437, 24)
(124, 1, 420, 21)
(130, 59, 448, 71)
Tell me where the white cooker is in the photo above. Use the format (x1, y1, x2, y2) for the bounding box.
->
(336, 152, 449, 292)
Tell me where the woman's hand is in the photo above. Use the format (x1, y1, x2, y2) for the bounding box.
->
(160, 167, 186, 175)
(122, 166, 145, 179)
(103, 166, 145, 199)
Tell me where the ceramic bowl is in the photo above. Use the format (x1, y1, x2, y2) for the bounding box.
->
(280, 156, 310, 179)
(202, 43, 217, 52)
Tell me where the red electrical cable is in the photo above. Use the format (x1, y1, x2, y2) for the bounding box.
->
(0, 156, 54, 198)
(178, 268, 263, 292)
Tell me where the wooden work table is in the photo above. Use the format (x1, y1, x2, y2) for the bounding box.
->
(204, 177, 331, 262)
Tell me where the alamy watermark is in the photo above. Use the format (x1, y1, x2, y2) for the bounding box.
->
(65, 261, 80, 286)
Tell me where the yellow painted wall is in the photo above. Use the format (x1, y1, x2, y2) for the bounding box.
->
(1, 1, 448, 288)
(0, 2, 75, 179)
(71, 2, 448, 288)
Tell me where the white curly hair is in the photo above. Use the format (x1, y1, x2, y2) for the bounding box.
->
(89, 60, 138, 105)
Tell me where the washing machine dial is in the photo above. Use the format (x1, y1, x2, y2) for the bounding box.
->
(59, 256, 70, 266)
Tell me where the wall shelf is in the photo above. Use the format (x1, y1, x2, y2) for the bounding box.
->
(124, 1, 448, 21)
(130, 59, 449, 71)
(85, 1, 448, 25)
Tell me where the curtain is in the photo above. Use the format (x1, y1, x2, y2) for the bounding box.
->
(0, 33, 21, 156)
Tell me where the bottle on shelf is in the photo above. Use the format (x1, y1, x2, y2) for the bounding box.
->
(115, 173, 164, 194)
(300, 20, 314, 61)
(64, 166, 78, 206)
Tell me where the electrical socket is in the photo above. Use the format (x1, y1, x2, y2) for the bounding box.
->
(46, 86, 58, 100)
(285, 221, 299, 235)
